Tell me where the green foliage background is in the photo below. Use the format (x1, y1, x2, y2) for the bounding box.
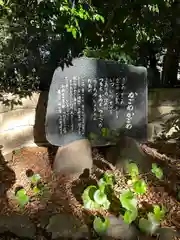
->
(0, 0, 179, 98)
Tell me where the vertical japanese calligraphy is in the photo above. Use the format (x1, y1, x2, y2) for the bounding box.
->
(56, 76, 137, 136)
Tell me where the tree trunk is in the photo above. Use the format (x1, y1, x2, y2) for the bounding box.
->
(162, 40, 179, 86)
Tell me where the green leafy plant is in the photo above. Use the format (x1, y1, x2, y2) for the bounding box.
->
(93, 216, 110, 235)
(60, 0, 104, 39)
(28, 173, 47, 196)
(151, 163, 163, 179)
(15, 189, 29, 208)
(126, 162, 139, 179)
(82, 163, 167, 237)
(82, 172, 114, 210)
(94, 189, 108, 205)
(153, 205, 166, 222)
(119, 189, 138, 224)
(133, 179, 147, 195)
(82, 185, 110, 210)
(29, 173, 41, 185)
(82, 185, 101, 210)
(139, 205, 166, 234)
(126, 162, 147, 195)
(32, 185, 41, 194)
(98, 172, 115, 189)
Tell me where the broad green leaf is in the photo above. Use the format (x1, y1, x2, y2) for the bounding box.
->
(78, 9, 85, 19)
(103, 172, 115, 186)
(29, 174, 41, 184)
(153, 205, 166, 222)
(98, 172, 115, 190)
(102, 199, 110, 210)
(83, 200, 100, 210)
(33, 186, 40, 194)
(16, 189, 29, 207)
(16, 189, 26, 198)
(82, 185, 100, 210)
(124, 209, 138, 224)
(82, 185, 97, 201)
(94, 190, 107, 205)
(133, 179, 147, 194)
(120, 189, 137, 212)
(151, 163, 163, 179)
(126, 162, 139, 178)
(93, 216, 110, 235)
(98, 178, 106, 189)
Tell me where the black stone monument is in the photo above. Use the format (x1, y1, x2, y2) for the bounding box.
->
(45, 57, 147, 147)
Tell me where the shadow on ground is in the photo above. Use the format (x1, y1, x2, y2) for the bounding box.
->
(33, 91, 49, 146)
(0, 146, 16, 212)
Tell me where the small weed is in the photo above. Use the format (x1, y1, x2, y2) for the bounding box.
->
(29, 173, 41, 185)
(151, 163, 163, 179)
(15, 172, 49, 207)
(15, 188, 29, 208)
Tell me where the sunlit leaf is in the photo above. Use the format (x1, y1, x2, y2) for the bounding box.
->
(103, 172, 115, 186)
(33, 186, 40, 194)
(124, 209, 138, 224)
(153, 205, 166, 222)
(16, 189, 26, 198)
(93, 14, 104, 23)
(133, 179, 147, 194)
(98, 178, 106, 188)
(126, 162, 139, 178)
(102, 199, 110, 210)
(151, 163, 163, 179)
(82, 185, 100, 210)
(93, 216, 110, 235)
(29, 174, 41, 184)
(16, 189, 29, 208)
(94, 189, 107, 205)
(83, 200, 100, 210)
(71, 28, 77, 39)
(120, 189, 137, 212)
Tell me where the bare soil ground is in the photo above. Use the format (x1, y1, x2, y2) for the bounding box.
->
(0, 142, 180, 239)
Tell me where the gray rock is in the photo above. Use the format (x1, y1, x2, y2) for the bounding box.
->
(38, 212, 52, 229)
(102, 215, 139, 240)
(106, 137, 152, 174)
(156, 227, 180, 240)
(53, 139, 93, 178)
(46, 213, 90, 239)
(0, 214, 36, 239)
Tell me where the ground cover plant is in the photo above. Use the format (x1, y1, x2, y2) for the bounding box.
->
(82, 161, 167, 238)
